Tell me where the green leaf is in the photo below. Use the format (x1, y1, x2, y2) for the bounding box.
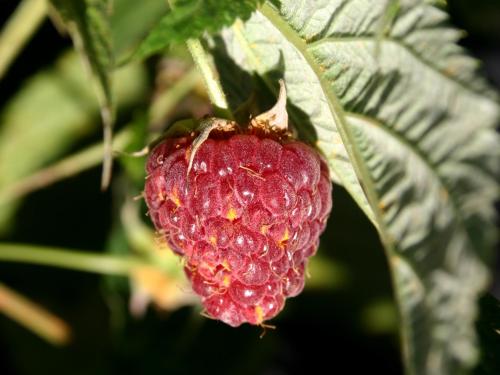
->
(0, 51, 148, 233)
(109, 0, 169, 61)
(49, 0, 115, 188)
(49, 0, 113, 104)
(215, 1, 500, 374)
(213, 6, 376, 224)
(131, 0, 262, 62)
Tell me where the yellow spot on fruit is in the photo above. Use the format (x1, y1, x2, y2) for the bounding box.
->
(255, 305, 264, 324)
(222, 259, 231, 271)
(281, 227, 290, 242)
(209, 235, 217, 245)
(222, 275, 231, 288)
(226, 207, 238, 221)
(278, 227, 290, 248)
(260, 225, 268, 235)
(171, 188, 181, 207)
(185, 146, 192, 163)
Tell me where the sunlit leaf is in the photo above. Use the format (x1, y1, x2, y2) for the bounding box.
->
(215, 1, 500, 374)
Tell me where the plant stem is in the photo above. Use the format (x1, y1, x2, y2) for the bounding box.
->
(0, 0, 47, 80)
(0, 243, 142, 275)
(0, 283, 71, 346)
(0, 127, 134, 204)
(186, 38, 233, 119)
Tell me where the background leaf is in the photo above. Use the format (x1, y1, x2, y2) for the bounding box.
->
(474, 294, 500, 375)
(214, 1, 500, 374)
(0, 51, 147, 233)
(109, 0, 168, 61)
(131, 0, 262, 62)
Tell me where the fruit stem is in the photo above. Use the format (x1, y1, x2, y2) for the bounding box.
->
(0, 243, 143, 276)
(0, 0, 47, 80)
(186, 38, 234, 120)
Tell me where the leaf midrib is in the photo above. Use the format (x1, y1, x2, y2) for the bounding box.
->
(259, 2, 391, 246)
(257, 4, 417, 372)
(231, 14, 378, 224)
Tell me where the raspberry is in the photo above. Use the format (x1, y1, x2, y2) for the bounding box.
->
(144, 83, 332, 327)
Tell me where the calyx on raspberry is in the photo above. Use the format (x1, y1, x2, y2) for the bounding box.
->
(144, 81, 332, 327)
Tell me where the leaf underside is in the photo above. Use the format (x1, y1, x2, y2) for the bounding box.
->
(49, 0, 113, 104)
(214, 1, 500, 374)
(49, 0, 115, 188)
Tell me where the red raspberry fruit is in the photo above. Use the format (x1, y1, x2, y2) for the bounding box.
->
(144, 84, 332, 327)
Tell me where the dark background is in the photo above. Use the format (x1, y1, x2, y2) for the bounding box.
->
(0, 1, 499, 374)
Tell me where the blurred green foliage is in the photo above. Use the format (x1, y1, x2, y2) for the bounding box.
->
(0, 52, 147, 232)
(0, 1, 498, 374)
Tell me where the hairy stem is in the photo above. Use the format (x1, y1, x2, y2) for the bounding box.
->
(186, 38, 233, 119)
(0, 243, 143, 275)
(0, 127, 134, 204)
